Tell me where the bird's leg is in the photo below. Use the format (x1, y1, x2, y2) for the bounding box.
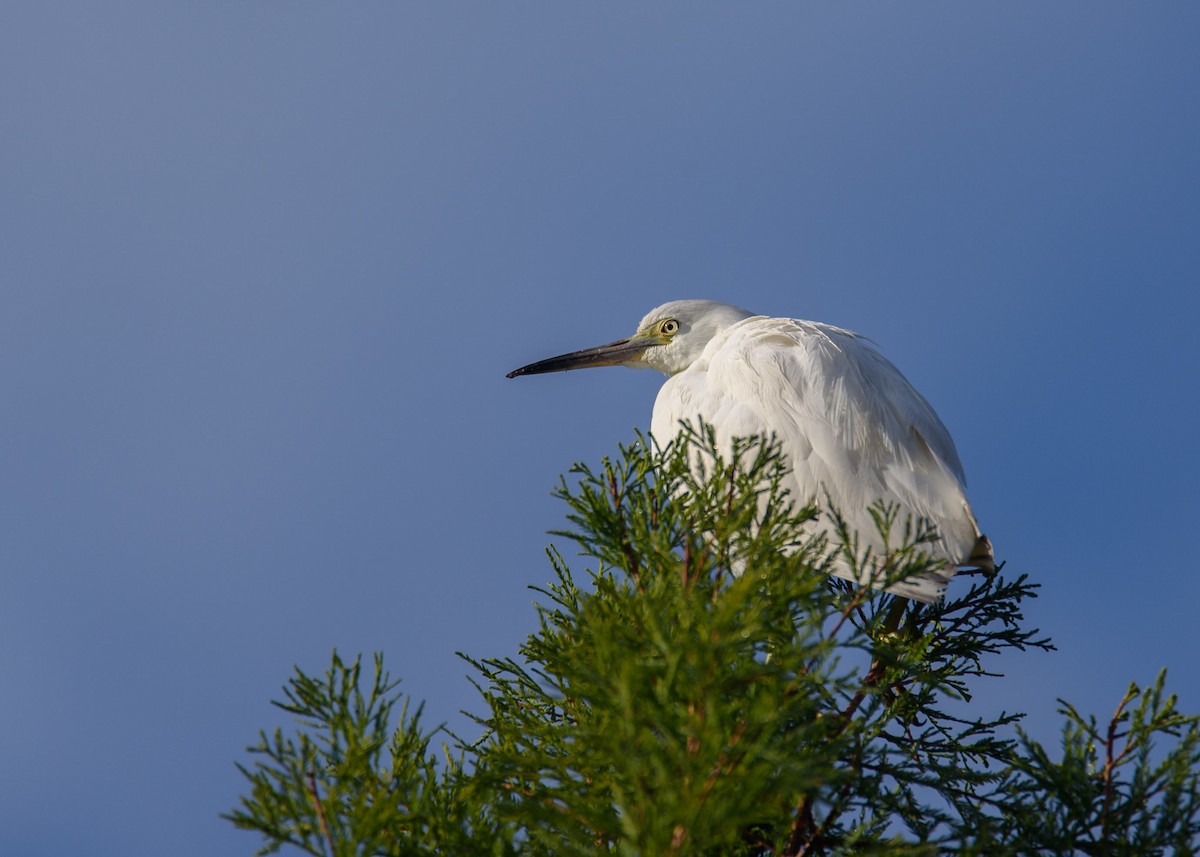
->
(872, 596, 928, 715)
(879, 595, 908, 637)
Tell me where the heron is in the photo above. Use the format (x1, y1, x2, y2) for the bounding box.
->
(507, 299, 993, 603)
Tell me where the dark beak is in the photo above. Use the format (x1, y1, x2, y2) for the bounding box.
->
(506, 337, 654, 378)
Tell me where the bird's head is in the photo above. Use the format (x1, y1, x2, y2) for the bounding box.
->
(506, 300, 756, 379)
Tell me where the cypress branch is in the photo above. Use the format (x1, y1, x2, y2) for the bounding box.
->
(228, 427, 1198, 855)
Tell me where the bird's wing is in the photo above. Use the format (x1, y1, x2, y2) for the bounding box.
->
(652, 316, 981, 587)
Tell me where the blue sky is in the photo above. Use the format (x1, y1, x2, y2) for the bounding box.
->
(3, 3, 1198, 854)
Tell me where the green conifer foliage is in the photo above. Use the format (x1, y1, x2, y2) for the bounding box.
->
(228, 427, 1200, 855)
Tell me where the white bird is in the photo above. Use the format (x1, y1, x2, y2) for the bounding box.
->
(507, 300, 993, 603)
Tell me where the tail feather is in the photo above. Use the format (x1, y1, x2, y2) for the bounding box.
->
(967, 534, 995, 573)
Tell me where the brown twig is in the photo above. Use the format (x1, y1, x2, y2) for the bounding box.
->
(825, 585, 868, 641)
(307, 772, 335, 856)
(786, 595, 911, 855)
(1099, 685, 1137, 841)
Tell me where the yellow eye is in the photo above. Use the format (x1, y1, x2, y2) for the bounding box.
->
(659, 318, 680, 336)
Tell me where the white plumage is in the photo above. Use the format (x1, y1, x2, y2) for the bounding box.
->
(508, 299, 992, 602)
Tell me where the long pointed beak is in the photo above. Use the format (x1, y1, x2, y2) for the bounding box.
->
(506, 337, 654, 378)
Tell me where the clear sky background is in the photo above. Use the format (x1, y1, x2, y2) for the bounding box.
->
(3, 3, 1198, 854)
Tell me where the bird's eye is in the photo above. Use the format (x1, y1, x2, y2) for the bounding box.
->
(659, 319, 680, 336)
